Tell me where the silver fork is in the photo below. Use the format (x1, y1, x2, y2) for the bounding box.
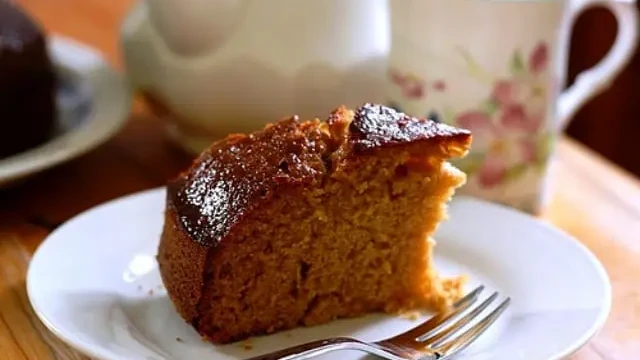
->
(246, 285, 509, 360)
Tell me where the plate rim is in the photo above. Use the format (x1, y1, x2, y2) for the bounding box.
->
(0, 34, 131, 185)
(26, 188, 612, 360)
(447, 196, 613, 360)
(26, 187, 163, 360)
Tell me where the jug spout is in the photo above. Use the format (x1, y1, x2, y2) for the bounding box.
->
(146, 0, 245, 56)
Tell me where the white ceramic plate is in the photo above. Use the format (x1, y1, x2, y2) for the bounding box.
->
(26, 188, 611, 360)
(0, 35, 131, 187)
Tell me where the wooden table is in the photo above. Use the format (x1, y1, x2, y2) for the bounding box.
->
(1, 0, 639, 359)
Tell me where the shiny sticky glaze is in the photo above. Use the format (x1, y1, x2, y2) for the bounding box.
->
(168, 118, 331, 247)
(168, 104, 471, 247)
(349, 103, 470, 153)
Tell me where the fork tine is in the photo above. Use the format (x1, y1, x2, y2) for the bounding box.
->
(385, 285, 485, 343)
(452, 285, 485, 310)
(431, 297, 511, 360)
(417, 291, 498, 343)
(411, 285, 485, 342)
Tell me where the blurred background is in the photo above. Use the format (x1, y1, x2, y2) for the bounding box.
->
(566, 6, 640, 177)
(14, 0, 640, 177)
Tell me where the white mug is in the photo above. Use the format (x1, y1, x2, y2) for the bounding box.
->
(387, 0, 639, 214)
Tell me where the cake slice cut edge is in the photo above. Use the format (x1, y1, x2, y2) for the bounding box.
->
(157, 103, 472, 344)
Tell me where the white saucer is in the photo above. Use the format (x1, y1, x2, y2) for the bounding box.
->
(0, 35, 131, 187)
(26, 188, 611, 360)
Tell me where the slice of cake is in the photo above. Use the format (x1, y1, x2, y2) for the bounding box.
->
(158, 103, 472, 344)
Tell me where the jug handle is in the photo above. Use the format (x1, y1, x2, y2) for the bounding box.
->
(556, 0, 639, 133)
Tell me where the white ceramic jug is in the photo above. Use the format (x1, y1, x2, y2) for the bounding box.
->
(121, 0, 390, 153)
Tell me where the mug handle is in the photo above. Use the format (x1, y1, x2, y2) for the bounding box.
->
(556, 0, 639, 132)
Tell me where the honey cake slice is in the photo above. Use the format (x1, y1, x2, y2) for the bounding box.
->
(158, 103, 472, 344)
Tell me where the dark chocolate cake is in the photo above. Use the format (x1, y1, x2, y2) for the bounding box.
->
(0, 0, 57, 158)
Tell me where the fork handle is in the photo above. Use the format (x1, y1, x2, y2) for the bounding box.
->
(244, 337, 364, 360)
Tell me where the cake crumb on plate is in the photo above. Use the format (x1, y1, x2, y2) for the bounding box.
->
(242, 339, 253, 350)
(400, 311, 421, 321)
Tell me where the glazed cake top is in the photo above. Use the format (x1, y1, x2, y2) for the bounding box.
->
(168, 103, 471, 247)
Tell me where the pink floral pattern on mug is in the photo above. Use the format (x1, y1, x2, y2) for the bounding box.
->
(452, 41, 552, 189)
(389, 41, 554, 190)
(389, 68, 446, 100)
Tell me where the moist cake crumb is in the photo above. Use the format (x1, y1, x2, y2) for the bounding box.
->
(157, 103, 472, 344)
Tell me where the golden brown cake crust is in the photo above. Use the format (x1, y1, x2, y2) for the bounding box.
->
(348, 103, 470, 154)
(167, 103, 470, 248)
(157, 206, 207, 324)
(159, 103, 472, 343)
